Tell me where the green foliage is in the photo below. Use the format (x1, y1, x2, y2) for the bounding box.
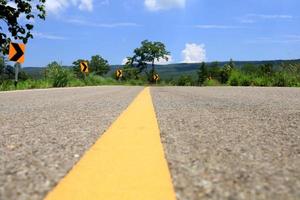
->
(16, 79, 50, 89)
(0, 80, 13, 90)
(0, 0, 46, 54)
(124, 79, 146, 86)
(251, 77, 272, 86)
(228, 70, 241, 86)
(122, 64, 140, 80)
(46, 62, 73, 87)
(83, 74, 117, 86)
(259, 63, 274, 76)
(197, 62, 208, 85)
(127, 40, 170, 82)
(208, 62, 221, 81)
(90, 55, 110, 76)
(177, 75, 194, 86)
(241, 63, 257, 74)
(220, 64, 233, 84)
(203, 79, 220, 86)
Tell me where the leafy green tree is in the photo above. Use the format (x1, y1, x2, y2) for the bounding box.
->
(259, 63, 274, 76)
(197, 62, 208, 85)
(90, 55, 110, 76)
(228, 58, 235, 70)
(241, 63, 257, 74)
(123, 61, 139, 80)
(220, 60, 234, 84)
(0, 0, 46, 54)
(128, 40, 170, 82)
(208, 61, 221, 80)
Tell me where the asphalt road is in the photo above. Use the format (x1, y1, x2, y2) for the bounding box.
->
(0, 86, 143, 200)
(151, 87, 300, 200)
(0, 86, 299, 200)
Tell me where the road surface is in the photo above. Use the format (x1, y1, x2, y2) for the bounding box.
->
(152, 87, 300, 200)
(0, 86, 143, 200)
(0, 86, 300, 200)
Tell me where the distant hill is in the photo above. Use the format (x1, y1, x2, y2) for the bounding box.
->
(23, 59, 300, 80)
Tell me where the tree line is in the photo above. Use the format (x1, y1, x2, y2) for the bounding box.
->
(1, 40, 300, 90)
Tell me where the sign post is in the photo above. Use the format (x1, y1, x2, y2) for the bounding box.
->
(153, 74, 160, 84)
(8, 42, 25, 88)
(14, 63, 21, 88)
(80, 61, 89, 79)
(116, 69, 123, 81)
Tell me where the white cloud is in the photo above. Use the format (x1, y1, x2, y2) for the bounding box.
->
(122, 55, 172, 65)
(240, 14, 293, 24)
(122, 57, 129, 65)
(78, 0, 93, 11)
(155, 55, 173, 65)
(45, 0, 93, 13)
(182, 43, 206, 63)
(249, 14, 293, 19)
(145, 0, 186, 11)
(32, 32, 67, 40)
(245, 35, 300, 44)
(195, 25, 240, 29)
(66, 19, 140, 28)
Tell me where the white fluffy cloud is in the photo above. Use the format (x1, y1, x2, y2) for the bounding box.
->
(122, 55, 172, 65)
(154, 55, 173, 65)
(46, 0, 93, 13)
(182, 43, 206, 63)
(145, 0, 186, 11)
(122, 57, 129, 65)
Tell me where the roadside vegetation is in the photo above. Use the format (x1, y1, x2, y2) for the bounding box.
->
(1, 41, 300, 91)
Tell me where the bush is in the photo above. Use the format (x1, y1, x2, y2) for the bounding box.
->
(177, 75, 194, 86)
(83, 74, 118, 86)
(240, 75, 252, 86)
(252, 77, 272, 86)
(124, 79, 145, 86)
(203, 79, 220, 86)
(0, 80, 13, 91)
(228, 70, 240, 86)
(69, 78, 85, 87)
(46, 62, 73, 87)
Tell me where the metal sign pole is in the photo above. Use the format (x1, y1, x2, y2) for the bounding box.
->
(14, 63, 20, 88)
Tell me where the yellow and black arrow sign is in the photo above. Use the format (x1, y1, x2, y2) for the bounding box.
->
(153, 74, 160, 81)
(9, 43, 25, 64)
(80, 62, 89, 73)
(116, 69, 123, 79)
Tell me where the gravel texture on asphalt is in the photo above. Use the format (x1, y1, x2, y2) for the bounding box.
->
(151, 87, 300, 200)
(0, 86, 143, 200)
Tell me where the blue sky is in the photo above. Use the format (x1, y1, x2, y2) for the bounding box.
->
(13, 0, 300, 67)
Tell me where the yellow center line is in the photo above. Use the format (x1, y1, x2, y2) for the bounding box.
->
(44, 87, 176, 200)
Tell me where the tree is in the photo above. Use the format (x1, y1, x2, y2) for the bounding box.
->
(260, 63, 274, 76)
(128, 40, 170, 82)
(177, 75, 194, 86)
(241, 63, 257, 74)
(123, 59, 139, 80)
(208, 61, 221, 80)
(90, 55, 110, 76)
(228, 58, 235, 70)
(197, 62, 208, 85)
(0, 0, 46, 54)
(220, 60, 235, 84)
